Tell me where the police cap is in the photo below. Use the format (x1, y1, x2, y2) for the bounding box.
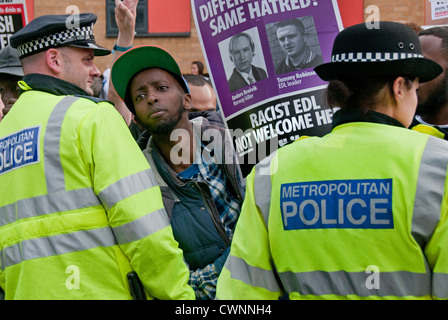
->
(10, 13, 111, 59)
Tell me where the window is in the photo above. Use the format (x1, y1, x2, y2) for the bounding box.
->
(106, 0, 191, 37)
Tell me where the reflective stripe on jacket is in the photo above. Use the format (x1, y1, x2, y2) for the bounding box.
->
(217, 118, 448, 300)
(0, 85, 194, 300)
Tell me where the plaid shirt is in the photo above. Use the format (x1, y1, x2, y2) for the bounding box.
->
(177, 138, 241, 299)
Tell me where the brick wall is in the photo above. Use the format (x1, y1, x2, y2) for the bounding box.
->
(364, 0, 424, 25)
(33, 0, 425, 76)
(34, 0, 204, 76)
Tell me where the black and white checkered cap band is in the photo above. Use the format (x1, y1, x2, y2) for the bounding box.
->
(16, 24, 95, 57)
(331, 52, 424, 63)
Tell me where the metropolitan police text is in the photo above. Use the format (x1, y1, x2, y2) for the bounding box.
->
(280, 179, 394, 230)
(0, 127, 40, 175)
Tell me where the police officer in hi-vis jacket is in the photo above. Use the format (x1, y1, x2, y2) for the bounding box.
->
(0, 12, 193, 300)
(217, 21, 448, 300)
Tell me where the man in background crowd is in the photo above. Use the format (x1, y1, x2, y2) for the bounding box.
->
(0, 45, 23, 119)
(412, 26, 448, 139)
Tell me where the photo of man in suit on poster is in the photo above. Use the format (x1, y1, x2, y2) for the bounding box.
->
(222, 28, 268, 92)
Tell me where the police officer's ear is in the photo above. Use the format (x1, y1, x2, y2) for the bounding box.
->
(392, 76, 413, 103)
(46, 48, 63, 75)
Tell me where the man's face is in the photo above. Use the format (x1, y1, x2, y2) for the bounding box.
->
(60, 47, 101, 96)
(277, 24, 306, 58)
(417, 35, 448, 115)
(0, 74, 21, 116)
(230, 36, 254, 74)
(130, 68, 190, 135)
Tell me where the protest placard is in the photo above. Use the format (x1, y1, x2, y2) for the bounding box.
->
(192, 0, 344, 176)
(0, 0, 29, 48)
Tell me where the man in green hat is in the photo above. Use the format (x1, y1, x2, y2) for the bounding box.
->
(111, 44, 245, 300)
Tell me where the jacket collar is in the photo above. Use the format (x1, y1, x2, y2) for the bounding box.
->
(21, 73, 89, 96)
(332, 108, 406, 129)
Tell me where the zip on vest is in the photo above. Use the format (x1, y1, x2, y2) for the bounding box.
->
(194, 181, 231, 247)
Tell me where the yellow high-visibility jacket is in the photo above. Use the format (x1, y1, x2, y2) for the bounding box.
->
(217, 110, 448, 300)
(410, 115, 448, 140)
(0, 77, 194, 300)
